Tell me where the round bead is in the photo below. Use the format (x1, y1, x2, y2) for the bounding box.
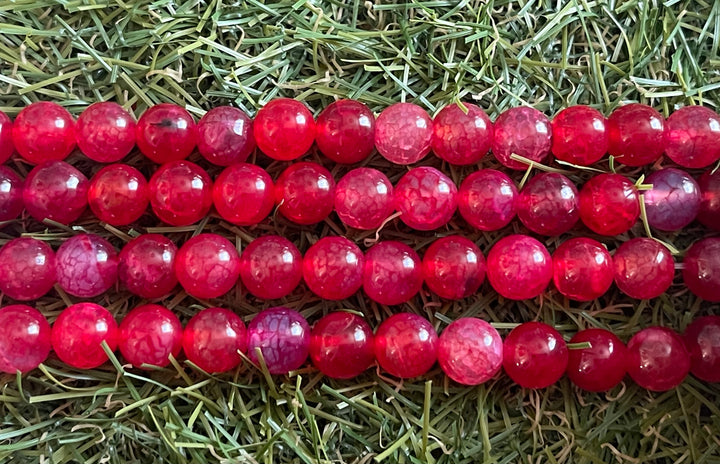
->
(374, 313, 438, 378)
(213, 163, 274, 226)
(253, 98, 315, 161)
(0, 166, 24, 222)
(643, 168, 701, 231)
(309, 312, 374, 379)
(197, 106, 255, 166)
(492, 107, 551, 170)
(374, 103, 432, 165)
(76, 102, 136, 163)
(613, 238, 674, 299)
(363, 241, 423, 306)
(578, 173, 640, 236)
(118, 234, 178, 299)
(627, 327, 690, 391)
(683, 238, 720, 302)
(431, 103, 493, 165)
(394, 167, 458, 230)
(517, 173, 579, 236)
(551, 105, 608, 166)
(334, 168, 394, 230)
(552, 237, 613, 301)
(421, 236, 486, 300)
(302, 237, 364, 300)
(607, 103, 665, 166)
(23, 161, 89, 225)
(664, 106, 720, 168)
(486, 235, 552, 300)
(51, 302, 118, 369)
(118, 304, 183, 369)
(274, 162, 336, 225)
(56, 233, 119, 298)
(12, 102, 76, 164)
(87, 164, 149, 226)
(458, 169, 518, 231)
(683, 316, 720, 383)
(316, 100, 375, 164)
(503, 322, 568, 389)
(175, 234, 240, 299)
(239, 235, 302, 300)
(246, 307, 310, 375)
(566, 328, 628, 392)
(698, 169, 720, 231)
(135, 103, 197, 164)
(148, 160, 212, 226)
(182, 307, 246, 373)
(437, 318, 502, 385)
(0, 305, 51, 373)
(0, 111, 14, 164)
(0, 237, 56, 301)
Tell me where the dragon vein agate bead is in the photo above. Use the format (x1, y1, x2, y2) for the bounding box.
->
(486, 235, 552, 300)
(503, 322, 568, 389)
(683, 316, 720, 383)
(197, 106, 255, 166)
(118, 304, 183, 369)
(458, 169, 518, 231)
(246, 307, 310, 375)
(374, 313, 438, 378)
(627, 327, 690, 391)
(87, 164, 149, 226)
(566, 328, 628, 392)
(309, 311, 375, 379)
(0, 304, 52, 373)
(182, 307, 247, 373)
(51, 302, 119, 369)
(437, 318, 502, 385)
(551, 105, 608, 166)
(492, 107, 551, 170)
(0, 166, 24, 222)
(363, 241, 423, 306)
(213, 163, 274, 226)
(613, 238, 674, 299)
(136, 103, 197, 164)
(0, 111, 14, 164)
(23, 161, 89, 225)
(254, 98, 315, 161)
(643, 168, 701, 231)
(375, 103, 432, 165)
(0, 237, 56, 301)
(175, 234, 240, 299)
(302, 236, 364, 301)
(431, 103, 493, 165)
(274, 162, 336, 225)
(149, 160, 213, 226)
(579, 173, 640, 236)
(12, 102, 76, 164)
(607, 103, 665, 167)
(664, 106, 720, 169)
(118, 234, 178, 299)
(56, 234, 119, 298)
(394, 166, 457, 231)
(698, 169, 720, 231)
(421, 235, 486, 300)
(552, 237, 613, 302)
(334, 168, 394, 230)
(238, 235, 302, 300)
(76, 102, 137, 163)
(683, 238, 720, 302)
(316, 99, 375, 164)
(517, 172, 580, 236)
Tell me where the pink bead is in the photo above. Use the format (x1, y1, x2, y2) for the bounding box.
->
(698, 169, 720, 231)
(0, 237, 56, 301)
(56, 233, 119, 298)
(552, 237, 613, 301)
(458, 169, 518, 231)
(149, 160, 212, 226)
(683, 316, 720, 383)
(566, 329, 628, 392)
(627, 327, 690, 391)
(437, 318, 502, 385)
(334, 168, 394, 230)
(23, 161, 89, 225)
(197, 106, 255, 166)
(363, 241, 423, 305)
(118, 234, 178, 299)
(503, 322, 568, 389)
(0, 111, 14, 164)
(664, 106, 720, 168)
(175, 234, 240, 299)
(421, 236, 486, 300)
(683, 238, 720, 302)
(431, 103, 493, 165)
(182, 307, 246, 373)
(274, 162, 335, 225)
(579, 173, 640, 236)
(374, 313, 438, 378)
(51, 302, 118, 369)
(302, 237, 364, 300)
(0, 166, 24, 222)
(239, 235, 302, 300)
(551, 106, 608, 166)
(309, 312, 374, 379)
(492, 107, 551, 170)
(607, 103, 665, 166)
(136, 103, 197, 164)
(76, 102, 136, 163)
(118, 304, 183, 369)
(517, 173, 579, 236)
(12, 102, 76, 164)
(316, 100, 375, 164)
(613, 238, 674, 299)
(0, 304, 51, 373)
(486, 235, 552, 300)
(246, 307, 310, 375)
(643, 168, 700, 231)
(212, 163, 274, 226)
(253, 98, 315, 161)
(394, 167, 457, 230)
(374, 103, 432, 165)
(87, 164, 149, 226)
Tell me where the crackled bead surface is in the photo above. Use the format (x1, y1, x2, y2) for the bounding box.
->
(698, 169, 720, 231)
(239, 236, 302, 300)
(422, 236, 486, 300)
(0, 111, 14, 164)
(684, 316, 720, 383)
(246, 307, 310, 375)
(627, 327, 690, 391)
(118, 304, 183, 369)
(375, 103, 432, 165)
(492, 107, 551, 170)
(486, 235, 552, 300)
(303, 237, 364, 300)
(254, 98, 315, 161)
(363, 241, 423, 305)
(643, 168, 700, 231)
(517, 173, 579, 236)
(51, 302, 118, 369)
(182, 307, 246, 373)
(579, 174, 639, 236)
(56, 234, 118, 298)
(683, 238, 720, 302)
(149, 160, 212, 226)
(432, 103, 493, 165)
(197, 106, 255, 166)
(76, 102, 136, 163)
(0, 237, 56, 301)
(175, 234, 240, 299)
(213, 163, 274, 226)
(394, 167, 457, 230)
(458, 169, 518, 231)
(23, 161, 89, 225)
(0, 166, 24, 222)
(374, 313, 438, 378)
(567, 329, 628, 392)
(0, 305, 51, 373)
(118, 234, 178, 299)
(316, 100, 375, 164)
(88, 164, 149, 226)
(136, 103, 196, 164)
(664, 106, 720, 168)
(437, 318, 502, 385)
(12, 102, 76, 164)
(275, 162, 336, 225)
(335, 168, 394, 230)
(608, 103, 665, 166)
(503, 322, 568, 389)
(613, 238, 674, 299)
(309, 312, 375, 379)
(552, 237, 613, 301)
(551, 105, 608, 166)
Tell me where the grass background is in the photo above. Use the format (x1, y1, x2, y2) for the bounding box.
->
(1, 0, 720, 463)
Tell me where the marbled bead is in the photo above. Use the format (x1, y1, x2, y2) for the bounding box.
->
(118, 234, 178, 299)
(578, 173, 640, 236)
(613, 238, 674, 299)
(374, 103, 432, 165)
(437, 318, 502, 385)
(551, 105, 608, 166)
(197, 106, 255, 166)
(12, 102, 76, 164)
(627, 327, 690, 391)
(302, 237, 364, 300)
(51, 302, 118, 369)
(0, 237, 56, 301)
(23, 161, 89, 225)
(309, 312, 375, 379)
(683, 238, 720, 302)
(683, 316, 720, 383)
(148, 160, 213, 226)
(0, 111, 14, 164)
(174, 234, 240, 299)
(492, 107, 551, 170)
(374, 313, 438, 378)
(0, 166, 24, 222)
(334, 168, 394, 230)
(486, 235, 552, 300)
(212, 163, 274, 226)
(76, 102, 136, 163)
(253, 98, 315, 161)
(246, 307, 310, 375)
(135, 103, 197, 164)
(552, 237, 613, 301)
(182, 307, 246, 373)
(55, 233, 119, 298)
(87, 164, 149, 226)
(118, 304, 183, 369)
(363, 241, 423, 306)
(698, 169, 720, 231)
(458, 169, 518, 231)
(316, 100, 375, 164)
(431, 103, 493, 165)
(394, 167, 457, 230)
(664, 106, 720, 168)
(643, 168, 701, 231)
(517, 172, 579, 236)
(566, 329, 628, 392)
(0, 305, 52, 373)
(421, 235, 486, 300)
(503, 322, 568, 389)
(607, 103, 665, 166)
(274, 162, 336, 225)
(238, 235, 302, 300)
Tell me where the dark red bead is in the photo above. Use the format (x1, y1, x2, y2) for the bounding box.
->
(316, 100, 375, 164)
(149, 160, 212, 226)
(23, 161, 89, 225)
(437, 318, 502, 385)
(0, 237, 56, 301)
(246, 307, 310, 375)
(363, 241, 423, 306)
(421, 236, 486, 300)
(197, 106, 255, 166)
(458, 169, 518, 231)
(118, 304, 183, 369)
(486, 235, 552, 300)
(212, 163, 274, 226)
(175, 233, 240, 299)
(394, 167, 457, 231)
(87, 164, 149, 226)
(431, 103, 493, 165)
(182, 307, 246, 373)
(274, 162, 335, 225)
(698, 169, 720, 231)
(627, 327, 690, 391)
(334, 168, 394, 230)
(551, 105, 608, 166)
(503, 322, 568, 389)
(579, 173, 640, 236)
(684, 316, 720, 383)
(517, 172, 579, 236)
(492, 107, 551, 170)
(118, 234, 178, 299)
(683, 238, 720, 302)
(56, 233, 119, 298)
(0, 111, 14, 164)
(254, 98, 315, 161)
(613, 238, 674, 299)
(136, 103, 197, 164)
(309, 312, 375, 379)
(374, 313, 438, 378)
(0, 304, 52, 373)
(664, 106, 720, 168)
(51, 302, 119, 369)
(76, 102, 136, 163)
(0, 166, 24, 222)
(12, 102, 76, 164)
(374, 103, 432, 165)
(238, 235, 302, 300)
(303, 237, 364, 301)
(643, 168, 700, 231)
(607, 103, 665, 166)
(567, 328, 628, 392)
(552, 237, 613, 301)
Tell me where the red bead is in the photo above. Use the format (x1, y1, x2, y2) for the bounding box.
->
(175, 234, 240, 299)
(212, 163, 274, 226)
(698, 169, 720, 231)
(374, 103, 432, 165)
(374, 313, 438, 378)
(664, 106, 720, 168)
(56, 233, 119, 298)
(23, 161, 89, 225)
(197, 106, 255, 166)
(246, 307, 310, 375)
(607, 103, 665, 166)
(12, 102, 76, 164)
(627, 327, 690, 391)
(76, 102, 136, 163)
(567, 328, 628, 392)
(239, 235, 302, 300)
(683, 316, 720, 383)
(683, 238, 720, 302)
(87, 164, 149, 226)
(118, 304, 183, 369)
(309, 312, 374, 379)
(551, 106, 608, 166)
(182, 307, 246, 373)
(274, 162, 335, 225)
(503, 322, 568, 389)
(437, 318, 502, 385)
(458, 169, 518, 231)
(394, 167, 457, 230)
(149, 160, 212, 226)
(579, 173, 640, 236)
(552, 237, 613, 301)
(334, 168, 394, 230)
(316, 100, 375, 164)
(613, 238, 674, 299)
(254, 98, 315, 161)
(51, 302, 118, 369)
(136, 103, 196, 164)
(431, 103, 493, 165)
(421, 236, 486, 300)
(0, 111, 14, 164)
(492, 107, 551, 170)
(643, 168, 700, 231)
(0, 237, 56, 301)
(517, 173, 579, 235)
(486, 235, 552, 300)
(118, 234, 178, 299)
(0, 166, 24, 222)
(0, 304, 51, 373)
(302, 237, 364, 300)
(363, 241, 423, 305)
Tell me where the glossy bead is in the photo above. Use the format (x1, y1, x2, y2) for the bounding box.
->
(486, 235, 552, 300)
(197, 106, 255, 166)
(551, 106, 608, 166)
(213, 163, 274, 226)
(664, 106, 720, 168)
(12, 102, 76, 164)
(87, 164, 149, 226)
(458, 169, 518, 231)
(431, 103, 493, 165)
(613, 238, 674, 299)
(309, 312, 375, 379)
(517, 173, 579, 236)
(253, 98, 315, 161)
(579, 173, 640, 236)
(118, 304, 183, 369)
(135, 103, 197, 164)
(0, 237, 56, 301)
(51, 302, 118, 369)
(683, 316, 720, 383)
(175, 234, 240, 299)
(643, 168, 700, 231)
(0, 305, 51, 373)
(148, 160, 212, 226)
(374, 103, 432, 165)
(683, 238, 720, 302)
(56, 234, 119, 298)
(607, 103, 665, 166)
(239, 235, 302, 300)
(316, 100, 375, 164)
(334, 168, 394, 230)
(374, 313, 438, 378)
(246, 307, 310, 375)
(394, 167, 457, 230)
(503, 322, 568, 389)
(698, 169, 720, 231)
(363, 241, 423, 306)
(492, 107, 551, 170)
(421, 235, 486, 300)
(567, 329, 628, 392)
(76, 102, 136, 163)
(118, 234, 178, 299)
(182, 307, 246, 373)
(437, 318, 502, 385)
(23, 161, 89, 225)
(274, 162, 335, 225)
(627, 327, 690, 391)
(552, 237, 613, 301)
(0, 111, 14, 164)
(0, 166, 24, 222)
(302, 237, 364, 300)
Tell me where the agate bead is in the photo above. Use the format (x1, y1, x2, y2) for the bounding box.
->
(0, 166, 24, 222)
(55, 234, 119, 298)
(607, 103, 665, 166)
(0, 237, 56, 301)
(309, 312, 375, 379)
(431, 103, 493, 165)
(394, 167, 457, 230)
(613, 238, 674, 299)
(76, 102, 136, 163)
(627, 327, 690, 391)
(334, 168, 394, 230)
(683, 238, 720, 302)
(578, 173, 640, 236)
(421, 235, 486, 300)
(12, 102, 76, 164)
(23, 161, 89, 225)
(316, 100, 375, 164)
(118, 304, 183, 369)
(135, 103, 197, 164)
(246, 307, 310, 375)
(253, 98, 315, 161)
(643, 168, 700, 231)
(0, 304, 52, 373)
(437, 318, 502, 385)
(374, 103, 432, 165)
(238, 235, 302, 300)
(567, 328, 628, 392)
(363, 241, 423, 306)
(118, 234, 178, 299)
(148, 160, 212, 226)
(274, 162, 335, 225)
(503, 322, 568, 389)
(517, 172, 579, 236)
(551, 105, 608, 166)
(182, 307, 247, 373)
(302, 237, 364, 301)
(683, 316, 720, 383)
(87, 164, 149, 226)
(664, 106, 720, 168)
(486, 235, 552, 300)
(212, 163, 274, 226)
(197, 106, 255, 166)
(457, 169, 518, 231)
(51, 302, 118, 369)
(552, 237, 613, 301)
(175, 234, 240, 299)
(374, 313, 438, 378)
(492, 107, 551, 170)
